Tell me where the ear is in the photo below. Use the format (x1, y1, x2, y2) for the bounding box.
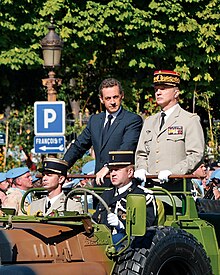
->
(174, 90, 179, 98)
(127, 167, 134, 179)
(15, 178, 22, 187)
(99, 95, 104, 104)
(58, 175, 66, 185)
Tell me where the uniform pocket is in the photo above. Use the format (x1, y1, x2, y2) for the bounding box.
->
(144, 130, 153, 152)
(167, 134, 184, 142)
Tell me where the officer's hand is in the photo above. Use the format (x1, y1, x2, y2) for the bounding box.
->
(95, 166, 109, 185)
(134, 169, 149, 182)
(107, 213, 124, 229)
(158, 170, 172, 183)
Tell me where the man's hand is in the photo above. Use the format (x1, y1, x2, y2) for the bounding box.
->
(107, 213, 124, 229)
(134, 169, 149, 182)
(158, 170, 172, 183)
(95, 166, 109, 185)
(213, 186, 220, 200)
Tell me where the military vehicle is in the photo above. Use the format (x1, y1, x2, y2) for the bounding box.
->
(0, 176, 219, 274)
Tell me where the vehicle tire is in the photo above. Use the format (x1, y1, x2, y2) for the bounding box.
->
(113, 226, 212, 275)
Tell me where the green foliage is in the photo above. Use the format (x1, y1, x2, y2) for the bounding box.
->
(69, 155, 94, 175)
(143, 94, 160, 116)
(0, 107, 34, 153)
(0, 0, 220, 156)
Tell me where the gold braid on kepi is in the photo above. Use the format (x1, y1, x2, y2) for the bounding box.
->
(39, 157, 68, 176)
(153, 70, 180, 87)
(108, 151, 134, 167)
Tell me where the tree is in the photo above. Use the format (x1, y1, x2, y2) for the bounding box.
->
(0, 0, 219, 153)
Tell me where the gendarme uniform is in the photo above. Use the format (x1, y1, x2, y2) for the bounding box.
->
(92, 179, 157, 229)
(92, 151, 157, 231)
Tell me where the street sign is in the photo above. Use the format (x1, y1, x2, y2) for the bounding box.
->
(34, 101, 65, 136)
(34, 136, 65, 154)
(0, 133, 6, 145)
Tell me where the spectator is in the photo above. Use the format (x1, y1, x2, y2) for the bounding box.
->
(92, 151, 157, 244)
(0, 173, 9, 206)
(63, 78, 143, 187)
(2, 167, 33, 215)
(31, 174, 42, 188)
(135, 70, 205, 187)
(63, 159, 96, 189)
(191, 163, 207, 200)
(78, 159, 96, 188)
(203, 169, 220, 200)
(29, 157, 82, 216)
(198, 165, 214, 197)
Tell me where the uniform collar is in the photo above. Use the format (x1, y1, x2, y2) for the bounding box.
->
(162, 103, 179, 119)
(116, 181, 133, 195)
(47, 191, 63, 205)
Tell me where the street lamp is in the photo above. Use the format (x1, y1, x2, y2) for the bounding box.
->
(40, 19, 63, 101)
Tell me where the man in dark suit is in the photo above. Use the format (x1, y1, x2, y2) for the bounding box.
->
(63, 78, 143, 186)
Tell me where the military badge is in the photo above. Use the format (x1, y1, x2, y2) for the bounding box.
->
(121, 214, 126, 220)
(168, 126, 183, 135)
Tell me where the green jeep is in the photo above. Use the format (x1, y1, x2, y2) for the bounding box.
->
(0, 176, 219, 275)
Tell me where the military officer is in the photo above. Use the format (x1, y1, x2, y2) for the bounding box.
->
(29, 157, 82, 216)
(92, 151, 157, 243)
(135, 70, 205, 186)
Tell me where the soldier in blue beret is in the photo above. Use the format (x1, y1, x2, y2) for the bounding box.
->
(79, 160, 96, 188)
(31, 175, 42, 188)
(2, 167, 33, 215)
(0, 173, 9, 206)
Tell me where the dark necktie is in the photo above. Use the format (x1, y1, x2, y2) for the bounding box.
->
(45, 201, 51, 212)
(102, 114, 113, 142)
(159, 112, 166, 130)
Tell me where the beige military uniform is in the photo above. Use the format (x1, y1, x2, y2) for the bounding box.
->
(135, 104, 205, 175)
(29, 192, 83, 216)
(2, 188, 31, 215)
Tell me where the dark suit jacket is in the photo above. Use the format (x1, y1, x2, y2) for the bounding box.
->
(92, 179, 157, 229)
(64, 107, 143, 173)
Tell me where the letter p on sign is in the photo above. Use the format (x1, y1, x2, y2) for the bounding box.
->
(34, 101, 65, 136)
(44, 109, 57, 128)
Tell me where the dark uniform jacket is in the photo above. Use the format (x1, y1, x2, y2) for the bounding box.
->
(64, 108, 143, 174)
(92, 179, 157, 229)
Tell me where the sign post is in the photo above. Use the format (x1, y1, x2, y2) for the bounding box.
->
(34, 101, 65, 154)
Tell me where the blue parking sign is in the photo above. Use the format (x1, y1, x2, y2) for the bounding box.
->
(34, 101, 65, 136)
(34, 136, 65, 153)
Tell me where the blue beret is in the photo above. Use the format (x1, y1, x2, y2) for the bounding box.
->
(210, 169, 220, 180)
(32, 175, 39, 183)
(0, 173, 6, 183)
(6, 167, 29, 179)
(70, 178, 81, 186)
(81, 160, 95, 175)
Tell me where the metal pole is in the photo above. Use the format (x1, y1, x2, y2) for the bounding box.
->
(42, 71, 62, 101)
(3, 121, 9, 168)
